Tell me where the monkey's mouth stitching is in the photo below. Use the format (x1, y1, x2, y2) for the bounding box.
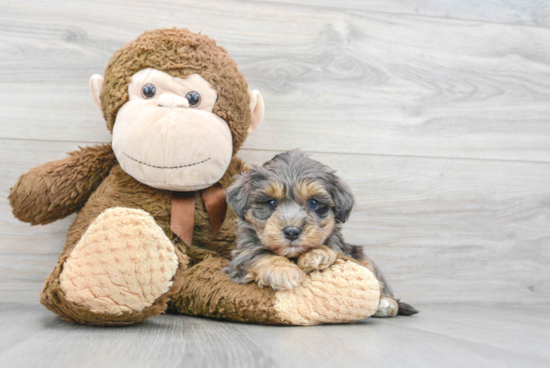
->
(123, 152, 211, 169)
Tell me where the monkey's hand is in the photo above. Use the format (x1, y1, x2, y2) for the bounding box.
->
(297, 246, 342, 273)
(9, 144, 116, 225)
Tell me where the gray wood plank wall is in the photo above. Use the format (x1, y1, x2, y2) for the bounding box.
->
(1, 0, 549, 305)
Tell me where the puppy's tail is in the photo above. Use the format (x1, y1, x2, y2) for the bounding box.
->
(397, 300, 419, 316)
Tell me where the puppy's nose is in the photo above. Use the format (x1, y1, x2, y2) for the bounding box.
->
(157, 94, 190, 108)
(283, 226, 302, 240)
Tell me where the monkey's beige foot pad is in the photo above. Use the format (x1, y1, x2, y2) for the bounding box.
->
(274, 259, 381, 325)
(171, 258, 381, 326)
(59, 207, 181, 316)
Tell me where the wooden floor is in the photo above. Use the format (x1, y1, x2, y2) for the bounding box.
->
(0, 303, 549, 368)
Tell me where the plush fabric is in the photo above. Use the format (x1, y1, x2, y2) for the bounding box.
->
(273, 259, 380, 325)
(113, 69, 232, 191)
(169, 257, 283, 324)
(248, 90, 264, 133)
(9, 144, 116, 225)
(169, 257, 380, 325)
(113, 101, 232, 191)
(60, 207, 183, 315)
(100, 28, 251, 153)
(128, 69, 218, 111)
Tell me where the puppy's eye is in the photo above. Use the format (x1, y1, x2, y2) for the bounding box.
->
(307, 199, 320, 210)
(142, 83, 156, 99)
(267, 200, 278, 210)
(185, 91, 201, 107)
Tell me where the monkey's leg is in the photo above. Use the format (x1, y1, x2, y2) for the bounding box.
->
(41, 207, 188, 326)
(169, 257, 381, 325)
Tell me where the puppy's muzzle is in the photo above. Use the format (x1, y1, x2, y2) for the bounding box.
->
(283, 226, 302, 241)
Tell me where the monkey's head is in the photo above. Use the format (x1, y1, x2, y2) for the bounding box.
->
(89, 28, 264, 191)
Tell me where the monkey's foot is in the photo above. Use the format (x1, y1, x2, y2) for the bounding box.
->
(59, 207, 188, 317)
(274, 259, 380, 324)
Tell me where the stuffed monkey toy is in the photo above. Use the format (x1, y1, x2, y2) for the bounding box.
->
(9, 28, 380, 326)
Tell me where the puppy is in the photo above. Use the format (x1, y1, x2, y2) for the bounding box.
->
(224, 149, 418, 317)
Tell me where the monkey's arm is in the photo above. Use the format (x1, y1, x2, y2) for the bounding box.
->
(9, 144, 116, 225)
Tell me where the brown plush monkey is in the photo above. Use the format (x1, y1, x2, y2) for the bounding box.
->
(9, 28, 380, 326)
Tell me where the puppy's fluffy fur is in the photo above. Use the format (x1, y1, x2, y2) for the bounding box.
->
(225, 150, 417, 317)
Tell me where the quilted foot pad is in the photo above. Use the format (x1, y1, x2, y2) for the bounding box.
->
(274, 259, 381, 325)
(59, 207, 180, 315)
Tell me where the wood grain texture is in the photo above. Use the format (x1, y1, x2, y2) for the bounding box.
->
(1, 0, 550, 162)
(0, 303, 549, 368)
(2, 139, 549, 304)
(255, 0, 550, 28)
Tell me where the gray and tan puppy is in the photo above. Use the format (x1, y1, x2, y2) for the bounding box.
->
(225, 149, 417, 317)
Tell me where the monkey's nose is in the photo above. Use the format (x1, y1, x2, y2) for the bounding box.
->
(283, 226, 302, 241)
(157, 94, 190, 108)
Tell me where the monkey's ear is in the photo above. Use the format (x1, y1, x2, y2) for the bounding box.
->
(330, 178, 355, 223)
(248, 90, 264, 133)
(89, 74, 104, 111)
(226, 171, 252, 220)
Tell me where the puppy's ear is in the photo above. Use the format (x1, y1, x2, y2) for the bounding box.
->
(330, 178, 355, 223)
(227, 171, 252, 220)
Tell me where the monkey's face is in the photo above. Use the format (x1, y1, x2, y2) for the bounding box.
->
(112, 68, 233, 191)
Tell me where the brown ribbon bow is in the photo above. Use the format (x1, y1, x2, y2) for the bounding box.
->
(170, 182, 227, 246)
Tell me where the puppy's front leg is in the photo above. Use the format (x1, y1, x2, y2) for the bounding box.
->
(225, 250, 305, 291)
(297, 245, 341, 273)
(251, 255, 306, 291)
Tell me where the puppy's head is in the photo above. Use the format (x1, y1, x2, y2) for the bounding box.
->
(227, 149, 354, 258)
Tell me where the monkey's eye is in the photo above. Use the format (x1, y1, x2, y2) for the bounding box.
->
(307, 199, 320, 210)
(267, 200, 278, 210)
(185, 91, 201, 107)
(141, 83, 156, 99)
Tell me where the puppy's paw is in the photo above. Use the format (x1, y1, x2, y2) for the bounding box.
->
(256, 262, 306, 291)
(297, 246, 340, 273)
(373, 297, 399, 318)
